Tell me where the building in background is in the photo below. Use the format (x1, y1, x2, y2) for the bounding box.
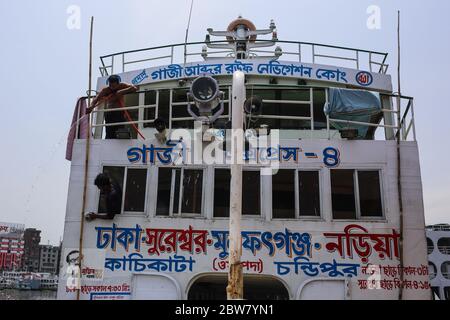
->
(22, 228, 41, 272)
(0, 222, 25, 271)
(427, 224, 450, 300)
(38, 245, 60, 274)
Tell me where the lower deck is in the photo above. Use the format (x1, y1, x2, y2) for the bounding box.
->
(57, 139, 430, 300)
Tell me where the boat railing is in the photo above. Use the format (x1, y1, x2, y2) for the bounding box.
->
(99, 40, 389, 76)
(427, 225, 450, 232)
(81, 89, 416, 142)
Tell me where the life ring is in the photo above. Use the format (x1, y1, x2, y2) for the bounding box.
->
(226, 18, 257, 43)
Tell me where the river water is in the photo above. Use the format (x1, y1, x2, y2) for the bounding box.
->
(0, 289, 57, 300)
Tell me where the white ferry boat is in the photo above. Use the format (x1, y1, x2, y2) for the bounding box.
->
(57, 17, 430, 300)
(1, 271, 58, 290)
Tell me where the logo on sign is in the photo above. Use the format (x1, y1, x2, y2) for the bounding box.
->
(356, 71, 373, 86)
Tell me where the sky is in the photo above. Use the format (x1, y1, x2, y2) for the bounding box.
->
(0, 0, 449, 245)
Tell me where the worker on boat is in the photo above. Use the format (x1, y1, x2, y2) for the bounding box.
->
(85, 173, 122, 221)
(86, 75, 138, 139)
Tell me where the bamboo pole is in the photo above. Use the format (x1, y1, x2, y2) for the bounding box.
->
(396, 10, 405, 301)
(76, 16, 94, 301)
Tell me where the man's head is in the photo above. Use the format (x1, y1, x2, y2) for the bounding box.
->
(94, 173, 112, 194)
(107, 75, 121, 90)
(154, 118, 167, 133)
(66, 250, 80, 265)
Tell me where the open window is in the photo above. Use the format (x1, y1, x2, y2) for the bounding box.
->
(156, 167, 204, 216)
(272, 170, 321, 219)
(98, 166, 148, 214)
(331, 169, 383, 220)
(213, 169, 261, 217)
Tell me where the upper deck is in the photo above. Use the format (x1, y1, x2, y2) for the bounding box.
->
(82, 18, 415, 144)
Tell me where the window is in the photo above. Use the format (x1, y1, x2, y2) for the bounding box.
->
(213, 169, 260, 217)
(98, 166, 125, 214)
(124, 169, 147, 212)
(331, 170, 356, 219)
(272, 170, 321, 219)
(358, 171, 383, 217)
(272, 170, 296, 219)
(156, 168, 204, 216)
(214, 169, 231, 218)
(156, 168, 172, 216)
(331, 170, 383, 220)
(299, 171, 321, 217)
(182, 169, 203, 214)
(98, 166, 148, 214)
(242, 170, 261, 216)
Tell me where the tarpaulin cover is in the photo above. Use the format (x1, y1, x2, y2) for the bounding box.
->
(324, 88, 382, 138)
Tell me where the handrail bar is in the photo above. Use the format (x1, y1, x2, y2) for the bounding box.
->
(99, 39, 389, 76)
(78, 89, 415, 142)
(100, 39, 388, 60)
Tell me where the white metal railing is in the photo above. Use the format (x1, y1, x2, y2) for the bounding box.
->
(99, 40, 389, 76)
(81, 86, 415, 142)
(427, 225, 450, 232)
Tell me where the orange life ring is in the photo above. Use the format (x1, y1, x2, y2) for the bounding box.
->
(226, 18, 257, 43)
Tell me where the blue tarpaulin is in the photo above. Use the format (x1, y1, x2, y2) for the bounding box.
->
(324, 88, 382, 138)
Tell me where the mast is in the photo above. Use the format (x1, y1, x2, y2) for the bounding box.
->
(227, 71, 246, 300)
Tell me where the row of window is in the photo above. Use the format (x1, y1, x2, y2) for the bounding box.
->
(98, 166, 384, 220)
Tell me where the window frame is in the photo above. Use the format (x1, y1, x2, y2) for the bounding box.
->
(212, 167, 263, 219)
(271, 169, 323, 221)
(330, 168, 385, 221)
(98, 164, 149, 216)
(155, 166, 206, 218)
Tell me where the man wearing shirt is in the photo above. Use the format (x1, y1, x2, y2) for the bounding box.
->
(86, 75, 137, 139)
(85, 173, 122, 221)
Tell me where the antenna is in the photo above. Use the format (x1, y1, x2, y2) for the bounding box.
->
(184, 0, 195, 65)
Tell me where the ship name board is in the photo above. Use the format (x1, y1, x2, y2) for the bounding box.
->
(97, 59, 393, 92)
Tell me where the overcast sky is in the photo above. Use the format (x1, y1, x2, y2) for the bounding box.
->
(0, 0, 449, 245)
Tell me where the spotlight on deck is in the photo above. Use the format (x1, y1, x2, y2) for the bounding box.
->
(187, 75, 225, 125)
(244, 96, 263, 116)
